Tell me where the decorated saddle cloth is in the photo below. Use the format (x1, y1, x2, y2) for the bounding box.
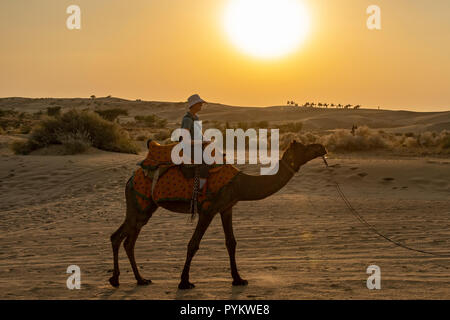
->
(131, 141, 239, 214)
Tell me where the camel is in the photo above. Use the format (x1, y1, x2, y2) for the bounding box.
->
(109, 141, 327, 289)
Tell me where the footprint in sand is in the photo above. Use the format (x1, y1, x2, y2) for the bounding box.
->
(358, 172, 368, 177)
(382, 177, 395, 182)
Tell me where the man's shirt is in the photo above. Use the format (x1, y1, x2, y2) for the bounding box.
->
(181, 111, 200, 140)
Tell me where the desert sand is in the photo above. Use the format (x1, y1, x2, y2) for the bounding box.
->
(0, 98, 449, 299)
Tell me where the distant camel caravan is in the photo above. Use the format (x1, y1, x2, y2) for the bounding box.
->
(109, 140, 327, 289)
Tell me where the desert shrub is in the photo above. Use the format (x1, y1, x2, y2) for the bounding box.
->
(0, 109, 18, 117)
(56, 130, 92, 155)
(136, 135, 147, 141)
(280, 127, 450, 153)
(236, 122, 250, 131)
(47, 106, 61, 117)
(135, 114, 167, 128)
(279, 122, 303, 133)
(12, 110, 139, 155)
(440, 131, 450, 149)
(418, 131, 440, 148)
(153, 130, 171, 141)
(403, 137, 418, 148)
(95, 108, 128, 122)
(251, 121, 269, 128)
(10, 140, 39, 155)
(321, 126, 388, 152)
(158, 118, 168, 128)
(19, 125, 32, 134)
(33, 110, 43, 119)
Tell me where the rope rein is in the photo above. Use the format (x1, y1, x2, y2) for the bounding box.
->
(321, 156, 450, 261)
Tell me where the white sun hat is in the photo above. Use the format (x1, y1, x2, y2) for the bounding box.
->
(187, 94, 206, 108)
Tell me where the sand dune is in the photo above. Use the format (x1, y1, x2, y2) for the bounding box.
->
(0, 97, 449, 299)
(0, 149, 448, 299)
(1, 97, 449, 132)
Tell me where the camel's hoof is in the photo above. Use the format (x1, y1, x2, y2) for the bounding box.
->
(178, 281, 195, 290)
(137, 278, 152, 286)
(232, 279, 248, 286)
(109, 277, 120, 288)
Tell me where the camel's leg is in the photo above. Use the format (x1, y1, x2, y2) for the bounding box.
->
(109, 178, 158, 287)
(178, 213, 215, 290)
(109, 223, 127, 287)
(220, 208, 248, 286)
(123, 205, 156, 286)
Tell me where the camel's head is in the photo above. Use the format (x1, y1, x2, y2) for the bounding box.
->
(283, 140, 327, 170)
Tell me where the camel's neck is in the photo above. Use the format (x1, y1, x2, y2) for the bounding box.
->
(235, 157, 298, 201)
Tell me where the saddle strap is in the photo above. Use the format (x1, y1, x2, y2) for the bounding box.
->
(151, 167, 160, 200)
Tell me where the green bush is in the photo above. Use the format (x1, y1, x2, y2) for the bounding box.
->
(95, 108, 128, 122)
(12, 110, 139, 155)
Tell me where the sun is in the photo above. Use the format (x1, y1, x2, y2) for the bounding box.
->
(223, 0, 310, 59)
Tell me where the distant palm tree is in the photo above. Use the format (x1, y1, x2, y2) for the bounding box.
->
(304, 102, 310, 107)
(324, 103, 329, 108)
(330, 103, 335, 108)
(354, 105, 361, 110)
(318, 103, 323, 107)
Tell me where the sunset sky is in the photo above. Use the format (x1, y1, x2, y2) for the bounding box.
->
(0, 0, 449, 111)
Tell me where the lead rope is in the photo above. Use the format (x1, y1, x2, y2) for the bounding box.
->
(321, 156, 450, 264)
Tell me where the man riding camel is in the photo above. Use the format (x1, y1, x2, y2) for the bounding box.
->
(180, 94, 209, 213)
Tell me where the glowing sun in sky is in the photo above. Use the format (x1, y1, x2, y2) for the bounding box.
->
(224, 0, 310, 59)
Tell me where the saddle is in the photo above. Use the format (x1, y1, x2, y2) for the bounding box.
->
(140, 140, 220, 178)
(131, 140, 238, 215)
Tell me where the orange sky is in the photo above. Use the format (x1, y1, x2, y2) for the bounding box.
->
(0, 0, 449, 111)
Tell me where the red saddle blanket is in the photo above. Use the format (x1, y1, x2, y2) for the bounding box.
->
(131, 162, 239, 215)
(141, 140, 177, 168)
